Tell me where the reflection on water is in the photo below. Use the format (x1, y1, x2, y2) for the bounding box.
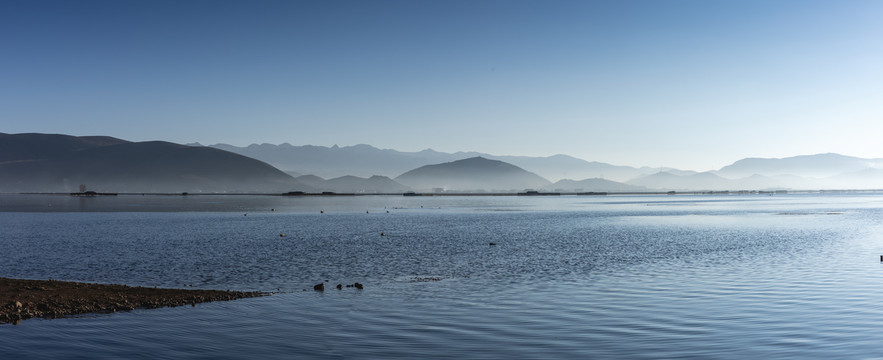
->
(2, 193, 883, 358)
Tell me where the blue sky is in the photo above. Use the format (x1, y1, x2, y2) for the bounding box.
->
(2, 0, 882, 171)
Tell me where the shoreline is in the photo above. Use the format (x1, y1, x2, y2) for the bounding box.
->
(9, 189, 883, 196)
(0, 277, 268, 325)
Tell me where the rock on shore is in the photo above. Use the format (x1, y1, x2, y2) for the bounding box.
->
(0, 277, 268, 325)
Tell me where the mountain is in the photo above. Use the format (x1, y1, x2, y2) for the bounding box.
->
(295, 175, 410, 193)
(716, 153, 883, 178)
(0, 133, 311, 193)
(395, 157, 551, 192)
(548, 178, 647, 193)
(617, 153, 883, 191)
(206, 143, 666, 182)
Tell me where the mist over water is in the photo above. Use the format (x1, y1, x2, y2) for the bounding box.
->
(2, 193, 883, 358)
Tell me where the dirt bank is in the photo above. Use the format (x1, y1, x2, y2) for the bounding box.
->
(1, 277, 268, 325)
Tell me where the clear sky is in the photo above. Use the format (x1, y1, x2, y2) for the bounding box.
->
(2, 0, 882, 171)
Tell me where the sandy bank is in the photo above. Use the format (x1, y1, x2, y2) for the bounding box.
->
(1, 277, 268, 325)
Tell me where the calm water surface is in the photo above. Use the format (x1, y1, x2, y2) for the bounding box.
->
(2, 193, 883, 359)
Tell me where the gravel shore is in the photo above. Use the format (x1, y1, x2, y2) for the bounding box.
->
(1, 277, 268, 325)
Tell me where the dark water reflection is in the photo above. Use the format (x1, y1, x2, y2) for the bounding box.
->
(2, 193, 883, 359)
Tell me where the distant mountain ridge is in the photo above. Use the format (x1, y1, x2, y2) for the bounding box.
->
(204, 142, 666, 182)
(205, 142, 883, 191)
(208, 142, 460, 180)
(198, 142, 883, 191)
(715, 153, 883, 178)
(626, 153, 883, 191)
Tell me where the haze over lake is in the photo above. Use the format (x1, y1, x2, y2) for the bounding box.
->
(3, 193, 883, 358)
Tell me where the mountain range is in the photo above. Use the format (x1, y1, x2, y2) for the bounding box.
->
(2, 133, 882, 193)
(622, 154, 883, 191)
(205, 142, 883, 191)
(716, 153, 883, 178)
(204, 142, 666, 182)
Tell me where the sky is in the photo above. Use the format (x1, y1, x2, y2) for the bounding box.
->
(2, 0, 882, 171)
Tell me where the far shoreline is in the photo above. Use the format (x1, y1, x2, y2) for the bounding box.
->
(11, 189, 883, 197)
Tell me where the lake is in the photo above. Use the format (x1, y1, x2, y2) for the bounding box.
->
(2, 193, 883, 359)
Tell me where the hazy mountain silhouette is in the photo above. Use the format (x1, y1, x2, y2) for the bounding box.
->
(492, 154, 666, 183)
(0, 133, 311, 193)
(627, 170, 883, 192)
(205, 143, 665, 182)
(626, 171, 828, 191)
(715, 153, 883, 178)
(208, 143, 463, 180)
(395, 157, 551, 192)
(549, 178, 647, 192)
(295, 174, 410, 193)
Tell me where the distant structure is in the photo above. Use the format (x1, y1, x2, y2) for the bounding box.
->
(79, 184, 86, 193)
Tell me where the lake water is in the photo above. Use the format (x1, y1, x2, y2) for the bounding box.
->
(2, 193, 883, 359)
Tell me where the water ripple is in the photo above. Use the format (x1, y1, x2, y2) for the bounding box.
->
(3, 194, 883, 358)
